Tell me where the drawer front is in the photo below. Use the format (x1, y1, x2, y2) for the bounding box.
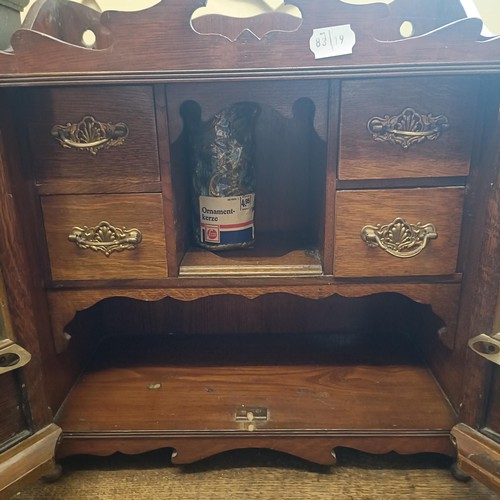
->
(339, 77, 477, 180)
(28, 86, 160, 192)
(42, 194, 168, 281)
(334, 187, 464, 277)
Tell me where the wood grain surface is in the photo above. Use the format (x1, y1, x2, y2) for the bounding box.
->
(0, 0, 499, 84)
(54, 333, 457, 460)
(42, 194, 168, 280)
(0, 424, 61, 500)
(0, 374, 27, 445)
(334, 187, 465, 277)
(1, 3, 499, 491)
(27, 85, 160, 194)
(452, 423, 500, 494)
(338, 76, 477, 180)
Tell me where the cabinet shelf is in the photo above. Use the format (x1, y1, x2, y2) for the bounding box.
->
(179, 233, 323, 277)
(54, 332, 456, 462)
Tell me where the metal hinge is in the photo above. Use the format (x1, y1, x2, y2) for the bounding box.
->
(468, 332, 500, 366)
(0, 343, 31, 375)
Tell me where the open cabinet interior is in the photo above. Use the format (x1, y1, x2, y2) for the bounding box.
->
(15, 70, 494, 464)
(167, 80, 329, 276)
(50, 292, 457, 462)
(1, 1, 500, 493)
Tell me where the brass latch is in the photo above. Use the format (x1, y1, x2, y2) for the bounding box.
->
(235, 407, 268, 421)
(235, 407, 268, 431)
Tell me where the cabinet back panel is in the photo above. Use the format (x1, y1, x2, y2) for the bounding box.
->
(166, 81, 328, 241)
(66, 293, 443, 339)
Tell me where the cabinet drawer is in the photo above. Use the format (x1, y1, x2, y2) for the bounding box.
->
(42, 194, 168, 281)
(28, 86, 160, 193)
(334, 187, 464, 277)
(339, 77, 477, 180)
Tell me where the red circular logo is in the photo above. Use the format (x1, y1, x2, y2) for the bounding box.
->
(207, 228, 217, 240)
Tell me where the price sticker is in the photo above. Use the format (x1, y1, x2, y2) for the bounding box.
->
(309, 24, 356, 59)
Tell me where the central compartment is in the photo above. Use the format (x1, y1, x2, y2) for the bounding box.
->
(166, 80, 330, 276)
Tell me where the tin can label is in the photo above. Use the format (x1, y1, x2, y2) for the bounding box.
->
(199, 194, 255, 246)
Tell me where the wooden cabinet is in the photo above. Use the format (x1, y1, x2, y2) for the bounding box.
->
(0, 0, 499, 495)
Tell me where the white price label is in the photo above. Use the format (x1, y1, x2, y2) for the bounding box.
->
(310, 24, 356, 59)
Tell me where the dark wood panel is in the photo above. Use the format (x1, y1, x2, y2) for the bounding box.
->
(456, 79, 500, 425)
(153, 85, 180, 277)
(0, 92, 54, 428)
(334, 187, 464, 277)
(27, 85, 160, 192)
(72, 292, 444, 339)
(0, 373, 27, 445)
(339, 76, 477, 180)
(42, 194, 168, 280)
(485, 368, 500, 436)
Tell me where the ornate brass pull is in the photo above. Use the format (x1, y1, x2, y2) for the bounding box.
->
(361, 217, 437, 258)
(68, 221, 142, 257)
(51, 115, 129, 155)
(367, 107, 449, 150)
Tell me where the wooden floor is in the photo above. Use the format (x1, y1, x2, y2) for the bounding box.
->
(14, 447, 497, 499)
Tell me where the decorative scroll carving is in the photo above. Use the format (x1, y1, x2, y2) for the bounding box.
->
(51, 115, 129, 155)
(361, 217, 438, 258)
(68, 221, 142, 257)
(190, 0, 302, 41)
(367, 107, 449, 149)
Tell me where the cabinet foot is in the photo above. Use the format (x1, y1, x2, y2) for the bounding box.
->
(450, 462, 470, 482)
(42, 462, 63, 483)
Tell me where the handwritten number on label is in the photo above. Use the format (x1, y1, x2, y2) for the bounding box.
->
(316, 31, 345, 49)
(310, 25, 355, 59)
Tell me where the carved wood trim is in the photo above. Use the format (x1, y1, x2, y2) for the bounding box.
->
(47, 283, 460, 353)
(56, 434, 455, 463)
(0, 1, 499, 84)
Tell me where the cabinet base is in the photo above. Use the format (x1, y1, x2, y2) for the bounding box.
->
(57, 434, 455, 465)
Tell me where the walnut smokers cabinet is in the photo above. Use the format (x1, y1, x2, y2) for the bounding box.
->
(0, 0, 499, 496)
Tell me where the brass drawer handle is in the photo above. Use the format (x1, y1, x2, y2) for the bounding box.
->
(51, 115, 129, 155)
(367, 107, 449, 150)
(468, 333, 500, 366)
(361, 217, 437, 258)
(68, 221, 142, 257)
